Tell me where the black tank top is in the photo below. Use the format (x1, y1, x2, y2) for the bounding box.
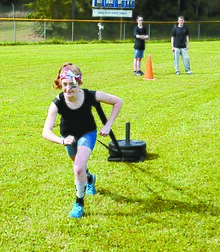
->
(53, 89, 97, 138)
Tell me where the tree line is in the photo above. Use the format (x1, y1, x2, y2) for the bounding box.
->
(1, 0, 220, 21)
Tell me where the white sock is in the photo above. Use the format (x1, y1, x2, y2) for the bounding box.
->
(75, 182, 87, 198)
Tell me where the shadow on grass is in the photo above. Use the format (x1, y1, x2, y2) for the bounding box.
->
(106, 152, 159, 162)
(89, 158, 219, 218)
(146, 152, 160, 160)
(97, 160, 219, 217)
(129, 163, 219, 216)
(97, 187, 219, 217)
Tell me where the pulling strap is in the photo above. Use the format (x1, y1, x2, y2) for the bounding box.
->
(94, 102, 122, 156)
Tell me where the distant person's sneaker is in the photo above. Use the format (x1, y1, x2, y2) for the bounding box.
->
(135, 71, 141, 76)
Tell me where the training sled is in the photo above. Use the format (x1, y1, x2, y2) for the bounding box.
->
(95, 103, 147, 162)
(108, 122, 147, 162)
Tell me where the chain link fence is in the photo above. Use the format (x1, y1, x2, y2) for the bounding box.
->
(0, 19, 220, 42)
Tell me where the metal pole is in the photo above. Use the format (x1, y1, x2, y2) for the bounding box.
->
(120, 18, 122, 40)
(99, 27, 102, 41)
(198, 23, 200, 39)
(148, 24, 151, 41)
(71, 0, 75, 41)
(98, 22, 103, 41)
(12, 3, 16, 42)
(72, 22, 74, 41)
(44, 22, 46, 41)
(125, 122, 130, 145)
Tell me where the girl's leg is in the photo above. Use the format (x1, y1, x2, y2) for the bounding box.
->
(68, 131, 97, 218)
(69, 146, 92, 218)
(70, 158, 92, 185)
(74, 146, 92, 200)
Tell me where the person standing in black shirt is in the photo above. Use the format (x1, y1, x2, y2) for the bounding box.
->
(133, 16, 148, 76)
(42, 63, 123, 218)
(171, 16, 192, 75)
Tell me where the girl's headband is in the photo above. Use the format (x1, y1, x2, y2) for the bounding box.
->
(60, 67, 81, 84)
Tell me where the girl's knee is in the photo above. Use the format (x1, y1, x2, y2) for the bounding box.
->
(74, 165, 84, 176)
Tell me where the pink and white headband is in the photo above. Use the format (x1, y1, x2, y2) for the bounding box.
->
(60, 67, 81, 84)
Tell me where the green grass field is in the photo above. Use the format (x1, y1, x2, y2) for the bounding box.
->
(0, 41, 219, 251)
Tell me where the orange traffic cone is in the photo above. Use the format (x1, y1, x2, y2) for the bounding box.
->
(143, 54, 155, 80)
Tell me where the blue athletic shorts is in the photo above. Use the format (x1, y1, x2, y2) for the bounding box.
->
(63, 130, 97, 157)
(134, 49, 144, 59)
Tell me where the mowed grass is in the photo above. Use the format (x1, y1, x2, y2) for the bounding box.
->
(0, 41, 219, 251)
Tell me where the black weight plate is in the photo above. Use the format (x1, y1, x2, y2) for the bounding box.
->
(108, 140, 147, 162)
(109, 140, 146, 148)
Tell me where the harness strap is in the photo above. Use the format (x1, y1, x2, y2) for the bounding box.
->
(94, 102, 122, 156)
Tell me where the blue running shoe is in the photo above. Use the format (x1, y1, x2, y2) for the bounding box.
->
(68, 203, 84, 218)
(86, 174, 96, 195)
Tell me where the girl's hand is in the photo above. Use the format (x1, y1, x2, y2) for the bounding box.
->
(100, 125, 111, 137)
(63, 135, 75, 145)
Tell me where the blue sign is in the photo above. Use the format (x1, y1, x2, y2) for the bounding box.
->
(92, 0, 135, 9)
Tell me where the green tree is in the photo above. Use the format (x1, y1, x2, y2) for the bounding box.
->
(133, 0, 220, 21)
(25, 0, 91, 19)
(24, 0, 220, 20)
